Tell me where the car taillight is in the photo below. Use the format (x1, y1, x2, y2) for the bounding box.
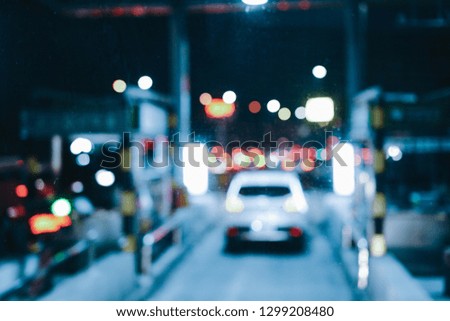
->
(289, 227, 303, 238)
(227, 227, 239, 237)
(28, 213, 72, 235)
(7, 205, 26, 219)
(225, 197, 244, 213)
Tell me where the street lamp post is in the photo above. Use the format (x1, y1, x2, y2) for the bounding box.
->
(170, 0, 191, 143)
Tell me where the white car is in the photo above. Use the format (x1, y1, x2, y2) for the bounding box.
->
(224, 170, 309, 252)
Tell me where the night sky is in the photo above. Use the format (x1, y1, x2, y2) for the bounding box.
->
(1, 1, 450, 153)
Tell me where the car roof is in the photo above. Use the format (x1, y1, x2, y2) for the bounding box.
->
(230, 170, 300, 186)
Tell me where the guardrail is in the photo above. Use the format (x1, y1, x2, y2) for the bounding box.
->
(0, 239, 94, 300)
(138, 215, 184, 276)
(335, 218, 433, 300)
(340, 222, 370, 292)
(444, 247, 450, 297)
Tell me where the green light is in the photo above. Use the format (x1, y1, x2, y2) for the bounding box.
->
(51, 198, 72, 217)
(254, 154, 266, 168)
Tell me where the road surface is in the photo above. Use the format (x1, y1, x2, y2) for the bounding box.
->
(148, 212, 354, 301)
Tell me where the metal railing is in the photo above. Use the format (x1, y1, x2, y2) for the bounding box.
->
(340, 222, 370, 291)
(0, 239, 95, 300)
(138, 215, 184, 276)
(444, 247, 450, 297)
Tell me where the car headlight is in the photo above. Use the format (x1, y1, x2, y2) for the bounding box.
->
(225, 197, 244, 213)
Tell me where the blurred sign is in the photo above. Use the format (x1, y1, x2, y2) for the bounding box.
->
(139, 102, 168, 136)
(305, 97, 334, 122)
(386, 104, 448, 135)
(21, 109, 128, 138)
(385, 137, 450, 153)
(21, 99, 169, 139)
(205, 99, 235, 119)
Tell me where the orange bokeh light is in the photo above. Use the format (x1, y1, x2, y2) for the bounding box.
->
(29, 214, 72, 235)
(15, 184, 28, 198)
(249, 101, 262, 114)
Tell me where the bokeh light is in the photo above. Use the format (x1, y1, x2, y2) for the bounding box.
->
(278, 107, 291, 121)
(51, 198, 72, 217)
(70, 138, 93, 155)
(112, 79, 127, 93)
(387, 145, 403, 161)
(295, 106, 306, 119)
(95, 169, 116, 187)
(199, 92, 212, 105)
(312, 65, 327, 79)
(249, 101, 262, 114)
(35, 179, 45, 191)
(242, 0, 268, 5)
(305, 97, 334, 122)
(15, 184, 28, 198)
(222, 90, 237, 104)
(205, 99, 235, 118)
(299, 0, 312, 10)
(71, 181, 84, 193)
(267, 99, 281, 113)
(138, 76, 153, 90)
(76, 153, 90, 166)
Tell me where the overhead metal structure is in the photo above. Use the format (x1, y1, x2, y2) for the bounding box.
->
(31, 0, 450, 20)
(34, 0, 344, 17)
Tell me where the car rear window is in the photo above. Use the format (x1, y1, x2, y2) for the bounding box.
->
(238, 186, 291, 197)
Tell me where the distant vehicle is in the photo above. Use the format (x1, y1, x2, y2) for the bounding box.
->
(223, 170, 309, 252)
(0, 157, 30, 257)
(0, 156, 81, 267)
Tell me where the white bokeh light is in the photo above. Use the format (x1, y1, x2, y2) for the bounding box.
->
(312, 65, 327, 79)
(95, 169, 116, 187)
(305, 97, 334, 122)
(182, 144, 208, 195)
(112, 79, 127, 93)
(222, 90, 237, 104)
(295, 106, 306, 119)
(76, 154, 90, 166)
(267, 99, 281, 113)
(70, 138, 93, 155)
(138, 76, 153, 90)
(387, 145, 403, 161)
(242, 0, 268, 5)
(333, 143, 355, 196)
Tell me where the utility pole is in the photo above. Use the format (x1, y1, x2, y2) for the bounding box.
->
(345, 0, 368, 129)
(170, 0, 191, 185)
(170, 0, 191, 143)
